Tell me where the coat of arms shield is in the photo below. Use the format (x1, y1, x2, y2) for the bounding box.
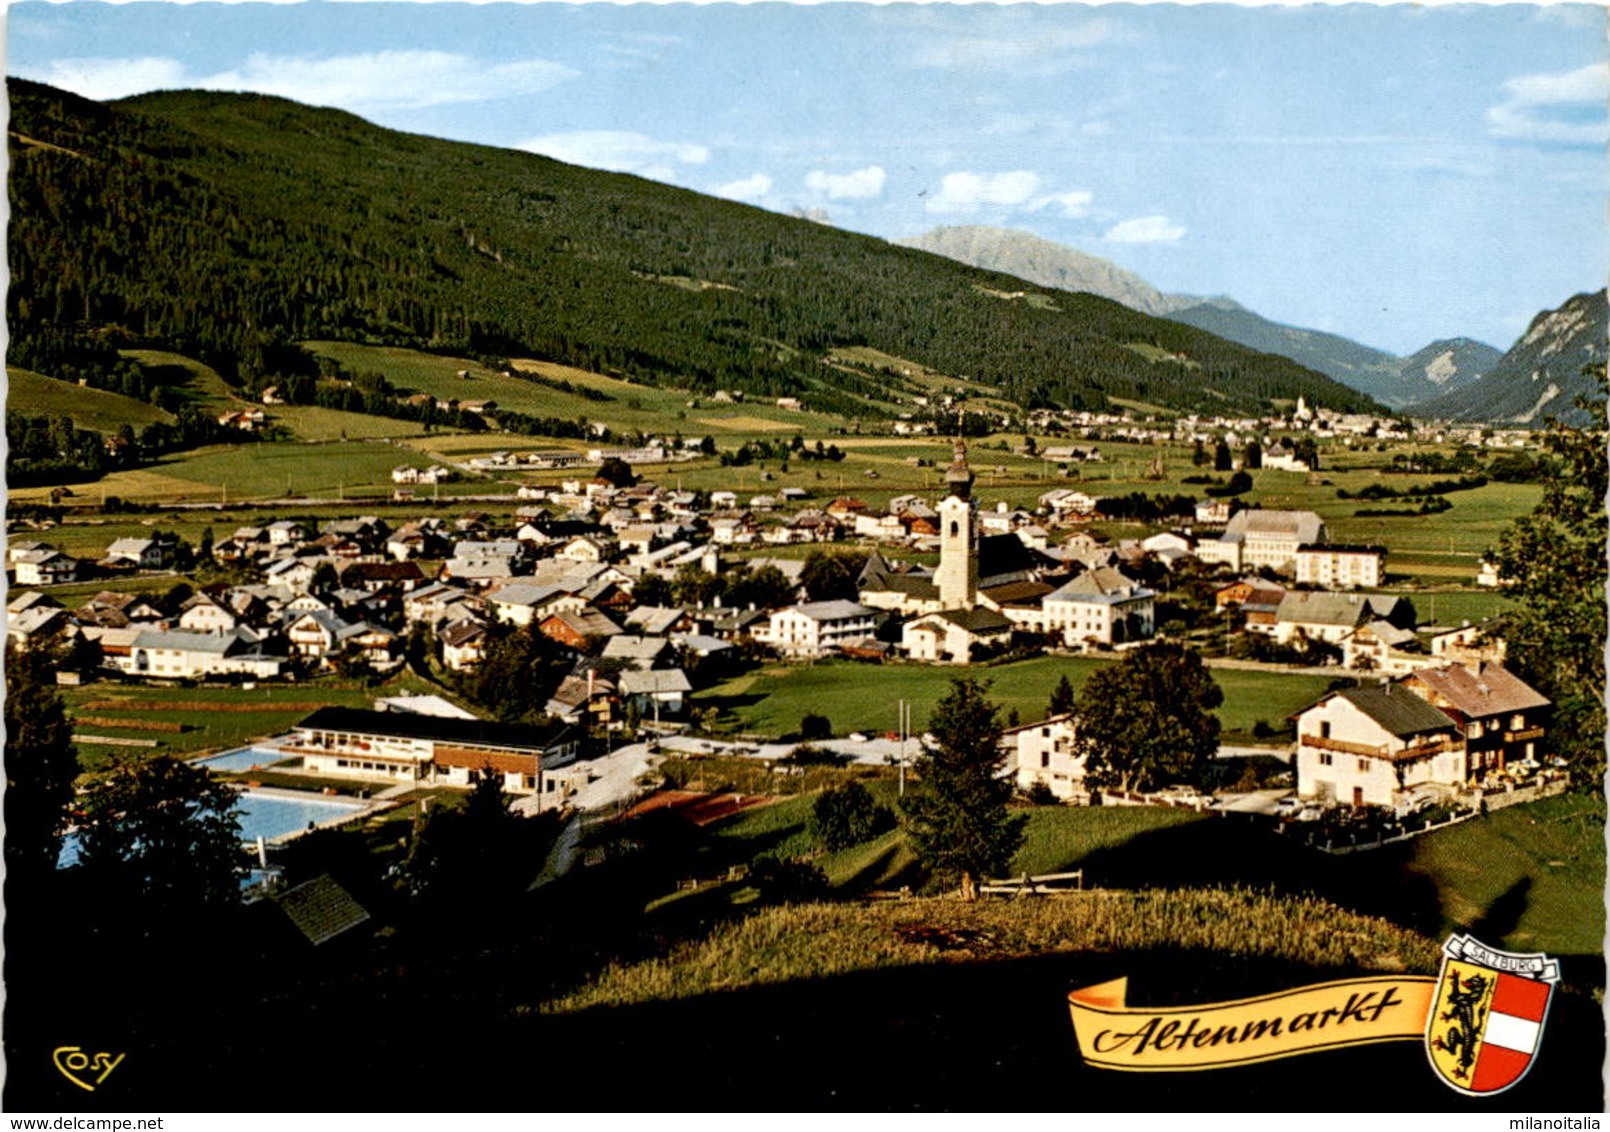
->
(1426, 933, 1560, 1095)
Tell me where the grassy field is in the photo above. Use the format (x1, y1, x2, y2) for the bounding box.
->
(1012, 805, 1208, 876)
(1405, 791, 1605, 958)
(692, 655, 1336, 738)
(545, 888, 1443, 1013)
(671, 778, 1602, 965)
(268, 403, 431, 442)
(120, 349, 248, 416)
(304, 340, 860, 439)
(60, 673, 443, 770)
(8, 367, 175, 432)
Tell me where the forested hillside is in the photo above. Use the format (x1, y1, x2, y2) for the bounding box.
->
(8, 78, 1381, 420)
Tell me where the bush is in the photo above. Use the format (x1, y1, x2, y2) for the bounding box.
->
(800, 712, 832, 740)
(749, 856, 830, 903)
(1023, 781, 1060, 806)
(810, 781, 895, 850)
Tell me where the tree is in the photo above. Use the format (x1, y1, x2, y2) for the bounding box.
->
(3, 644, 80, 886)
(800, 550, 865, 602)
(1243, 440, 1263, 470)
(1493, 369, 1607, 788)
(1072, 642, 1223, 793)
(632, 572, 673, 607)
(1048, 673, 1075, 717)
(901, 677, 1024, 901)
(77, 754, 245, 918)
(595, 456, 637, 488)
(800, 712, 833, 740)
(1213, 439, 1233, 471)
(810, 781, 894, 851)
(1191, 438, 1209, 466)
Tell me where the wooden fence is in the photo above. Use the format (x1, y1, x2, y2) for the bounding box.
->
(981, 870, 1084, 896)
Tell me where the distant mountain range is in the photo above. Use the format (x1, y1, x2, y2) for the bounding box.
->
(900, 225, 1505, 410)
(1412, 290, 1608, 426)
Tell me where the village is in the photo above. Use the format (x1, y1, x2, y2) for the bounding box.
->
(6, 386, 1567, 881)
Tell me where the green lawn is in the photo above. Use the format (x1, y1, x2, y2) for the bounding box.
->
(151, 440, 441, 498)
(1011, 805, 1208, 876)
(8, 367, 175, 432)
(61, 673, 442, 770)
(269, 403, 430, 441)
(694, 655, 1335, 739)
(1407, 791, 1604, 958)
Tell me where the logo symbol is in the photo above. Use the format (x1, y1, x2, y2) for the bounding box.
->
(52, 1046, 125, 1092)
(1426, 934, 1559, 1095)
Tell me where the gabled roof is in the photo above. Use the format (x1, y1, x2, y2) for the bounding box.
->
(1334, 685, 1458, 739)
(1045, 566, 1152, 604)
(785, 600, 875, 622)
(1221, 509, 1325, 545)
(620, 668, 693, 695)
(273, 875, 372, 947)
(920, 607, 1014, 633)
(864, 573, 941, 600)
(1405, 662, 1550, 718)
(1276, 590, 1401, 628)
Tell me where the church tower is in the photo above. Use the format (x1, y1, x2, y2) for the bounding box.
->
(934, 438, 979, 609)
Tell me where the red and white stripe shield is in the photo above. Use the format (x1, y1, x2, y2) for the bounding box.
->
(1467, 971, 1554, 1093)
(1427, 934, 1559, 1096)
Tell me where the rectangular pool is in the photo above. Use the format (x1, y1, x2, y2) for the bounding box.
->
(192, 744, 293, 773)
(58, 788, 368, 868)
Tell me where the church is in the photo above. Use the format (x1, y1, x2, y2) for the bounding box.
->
(861, 439, 1156, 660)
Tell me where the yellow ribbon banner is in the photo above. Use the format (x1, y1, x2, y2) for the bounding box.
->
(1069, 974, 1438, 1071)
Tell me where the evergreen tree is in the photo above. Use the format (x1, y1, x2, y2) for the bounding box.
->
(3, 644, 80, 885)
(1213, 439, 1233, 471)
(1048, 673, 1076, 717)
(901, 677, 1024, 901)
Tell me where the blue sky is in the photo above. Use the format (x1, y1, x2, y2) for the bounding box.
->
(9, 2, 1608, 355)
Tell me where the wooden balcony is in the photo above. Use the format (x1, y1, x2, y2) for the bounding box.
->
(1504, 727, 1545, 743)
(1299, 734, 1387, 759)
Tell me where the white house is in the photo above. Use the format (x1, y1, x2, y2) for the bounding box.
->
(1294, 545, 1385, 589)
(12, 549, 80, 586)
(1293, 685, 1464, 809)
(902, 608, 1014, 663)
(1195, 509, 1326, 574)
(1039, 567, 1156, 647)
(757, 600, 878, 658)
(124, 629, 283, 680)
(1005, 713, 1085, 801)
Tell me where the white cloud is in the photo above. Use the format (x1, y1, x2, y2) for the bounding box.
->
(804, 166, 887, 200)
(1043, 190, 1094, 218)
(519, 131, 710, 176)
(907, 18, 1127, 75)
(927, 171, 1093, 218)
(22, 51, 578, 112)
(1487, 63, 1610, 145)
(1103, 215, 1187, 244)
(717, 173, 773, 202)
(26, 56, 188, 102)
(930, 170, 1042, 213)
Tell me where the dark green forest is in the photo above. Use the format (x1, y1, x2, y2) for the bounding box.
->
(8, 78, 1382, 420)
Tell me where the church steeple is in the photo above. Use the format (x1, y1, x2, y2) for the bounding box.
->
(935, 435, 979, 609)
(945, 437, 974, 500)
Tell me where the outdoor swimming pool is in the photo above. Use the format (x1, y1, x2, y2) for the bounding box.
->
(58, 788, 368, 867)
(234, 790, 366, 843)
(192, 744, 293, 773)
